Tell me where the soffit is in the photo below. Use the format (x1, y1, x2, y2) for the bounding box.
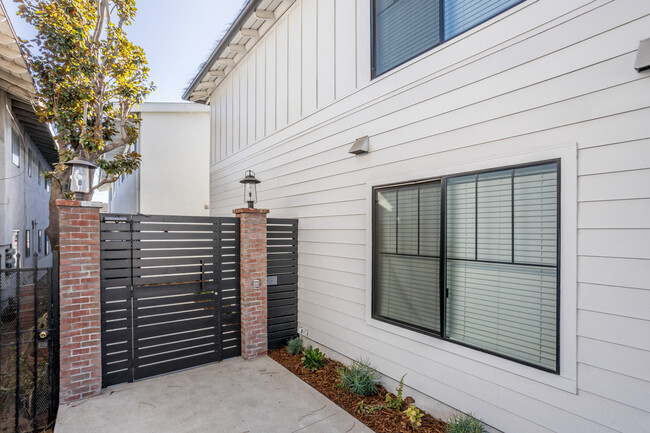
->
(183, 0, 295, 103)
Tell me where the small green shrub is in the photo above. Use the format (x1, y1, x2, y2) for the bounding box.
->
(447, 413, 487, 433)
(301, 346, 325, 372)
(404, 405, 423, 428)
(337, 358, 380, 396)
(356, 400, 383, 416)
(385, 374, 406, 410)
(286, 337, 303, 355)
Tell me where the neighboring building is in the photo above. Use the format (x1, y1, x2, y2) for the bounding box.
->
(106, 102, 210, 216)
(184, 1, 650, 432)
(0, 2, 56, 269)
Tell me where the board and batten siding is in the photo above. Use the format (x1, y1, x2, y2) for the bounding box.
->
(206, 0, 650, 431)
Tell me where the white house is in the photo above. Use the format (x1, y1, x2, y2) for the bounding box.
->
(106, 102, 210, 216)
(184, 0, 650, 431)
(0, 2, 56, 270)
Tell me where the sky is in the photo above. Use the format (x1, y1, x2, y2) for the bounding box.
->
(4, 0, 246, 102)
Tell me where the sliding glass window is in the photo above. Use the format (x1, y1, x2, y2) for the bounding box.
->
(374, 181, 442, 334)
(373, 0, 523, 77)
(372, 161, 559, 372)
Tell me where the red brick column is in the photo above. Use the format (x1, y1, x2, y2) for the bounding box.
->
(56, 199, 102, 403)
(234, 208, 269, 360)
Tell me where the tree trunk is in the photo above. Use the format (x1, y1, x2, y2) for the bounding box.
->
(45, 182, 64, 252)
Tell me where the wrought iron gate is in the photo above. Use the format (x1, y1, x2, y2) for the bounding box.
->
(100, 214, 240, 387)
(0, 256, 59, 433)
(266, 218, 298, 349)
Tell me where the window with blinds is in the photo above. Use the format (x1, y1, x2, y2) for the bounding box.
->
(374, 181, 442, 334)
(372, 0, 523, 77)
(373, 161, 559, 372)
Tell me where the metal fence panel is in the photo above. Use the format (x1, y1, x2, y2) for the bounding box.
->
(266, 218, 298, 349)
(100, 214, 240, 387)
(0, 259, 58, 433)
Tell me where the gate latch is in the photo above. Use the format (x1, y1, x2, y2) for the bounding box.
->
(37, 330, 49, 340)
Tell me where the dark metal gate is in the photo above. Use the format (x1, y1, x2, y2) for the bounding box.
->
(100, 214, 240, 387)
(0, 255, 59, 433)
(266, 218, 298, 349)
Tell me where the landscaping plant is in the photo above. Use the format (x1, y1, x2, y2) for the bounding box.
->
(404, 405, 424, 429)
(385, 374, 406, 410)
(337, 358, 380, 396)
(269, 348, 450, 432)
(447, 413, 487, 433)
(355, 401, 383, 416)
(301, 346, 325, 372)
(286, 336, 303, 355)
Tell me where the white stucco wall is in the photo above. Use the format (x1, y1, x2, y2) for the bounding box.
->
(0, 89, 53, 269)
(205, 0, 650, 431)
(108, 103, 210, 216)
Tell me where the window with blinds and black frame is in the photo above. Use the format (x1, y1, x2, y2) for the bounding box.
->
(372, 0, 524, 77)
(372, 161, 560, 372)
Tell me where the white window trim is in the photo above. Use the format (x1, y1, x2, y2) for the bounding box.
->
(364, 142, 578, 394)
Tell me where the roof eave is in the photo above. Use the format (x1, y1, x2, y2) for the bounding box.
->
(182, 0, 264, 102)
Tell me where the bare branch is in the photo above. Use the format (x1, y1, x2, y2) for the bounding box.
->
(91, 0, 108, 44)
(100, 138, 129, 155)
(90, 174, 117, 192)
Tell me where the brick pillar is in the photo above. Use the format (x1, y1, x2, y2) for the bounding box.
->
(234, 208, 269, 360)
(56, 199, 102, 403)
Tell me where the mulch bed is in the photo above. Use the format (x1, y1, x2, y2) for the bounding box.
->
(269, 348, 448, 433)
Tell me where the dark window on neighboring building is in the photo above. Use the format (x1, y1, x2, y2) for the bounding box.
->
(38, 230, 43, 253)
(45, 234, 50, 256)
(373, 161, 559, 372)
(12, 130, 20, 167)
(38, 162, 42, 185)
(25, 229, 31, 258)
(28, 149, 32, 176)
(372, 0, 523, 77)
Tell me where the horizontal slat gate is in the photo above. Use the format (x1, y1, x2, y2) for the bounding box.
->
(100, 214, 240, 387)
(267, 218, 298, 349)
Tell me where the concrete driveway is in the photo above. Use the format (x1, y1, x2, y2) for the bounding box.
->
(54, 356, 373, 433)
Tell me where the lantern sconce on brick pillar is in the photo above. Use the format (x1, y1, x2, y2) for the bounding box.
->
(233, 207, 270, 360)
(56, 199, 103, 403)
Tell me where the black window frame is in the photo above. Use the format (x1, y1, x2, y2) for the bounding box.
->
(372, 159, 561, 373)
(371, 0, 526, 78)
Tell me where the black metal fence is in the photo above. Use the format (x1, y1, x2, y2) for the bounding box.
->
(267, 218, 298, 349)
(100, 214, 241, 387)
(0, 255, 59, 433)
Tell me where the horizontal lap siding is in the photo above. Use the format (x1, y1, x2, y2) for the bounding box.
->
(209, 0, 650, 431)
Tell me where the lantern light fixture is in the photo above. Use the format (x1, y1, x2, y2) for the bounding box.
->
(239, 170, 261, 209)
(64, 157, 97, 196)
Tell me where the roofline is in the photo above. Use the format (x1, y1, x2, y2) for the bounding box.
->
(182, 0, 264, 102)
(135, 102, 210, 113)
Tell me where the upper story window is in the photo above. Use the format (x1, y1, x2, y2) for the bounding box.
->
(372, 0, 523, 77)
(11, 130, 20, 167)
(372, 161, 559, 372)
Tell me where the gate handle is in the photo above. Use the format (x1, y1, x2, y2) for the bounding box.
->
(38, 330, 49, 339)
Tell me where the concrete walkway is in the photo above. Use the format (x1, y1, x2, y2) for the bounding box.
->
(54, 356, 373, 433)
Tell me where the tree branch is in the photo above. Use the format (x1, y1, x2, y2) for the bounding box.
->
(99, 137, 129, 155)
(90, 174, 117, 192)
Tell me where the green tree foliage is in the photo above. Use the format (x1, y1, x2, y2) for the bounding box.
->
(15, 0, 154, 247)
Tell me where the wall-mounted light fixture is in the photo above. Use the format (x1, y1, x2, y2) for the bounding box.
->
(634, 38, 650, 72)
(349, 136, 369, 155)
(240, 170, 261, 209)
